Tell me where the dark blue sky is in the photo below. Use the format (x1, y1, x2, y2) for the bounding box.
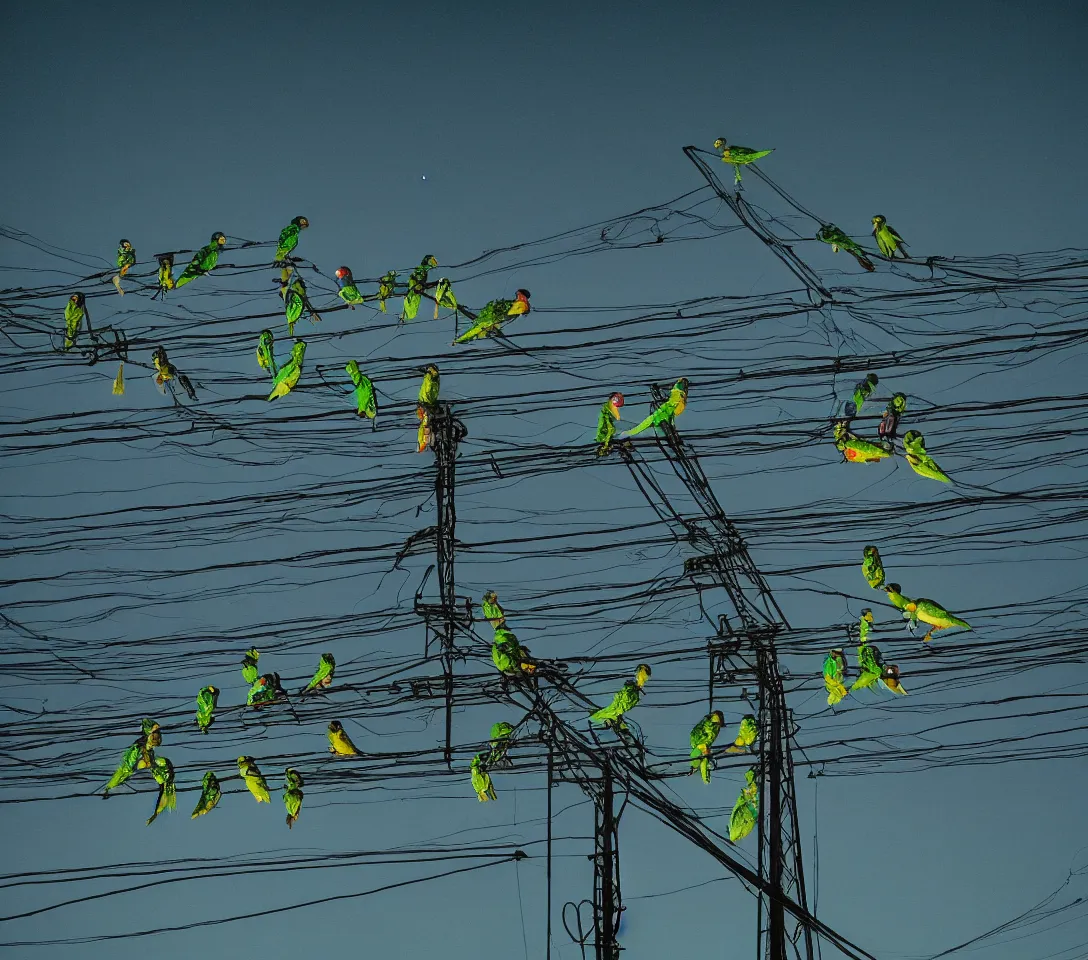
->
(3, 3, 1088, 958)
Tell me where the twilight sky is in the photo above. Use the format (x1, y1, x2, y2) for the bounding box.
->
(3, 3, 1088, 958)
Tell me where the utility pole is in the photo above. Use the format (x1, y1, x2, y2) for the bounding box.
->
(413, 402, 470, 766)
(593, 764, 622, 960)
(624, 392, 816, 960)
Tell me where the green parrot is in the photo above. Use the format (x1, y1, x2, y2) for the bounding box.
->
(872, 215, 908, 259)
(241, 647, 261, 685)
(726, 714, 759, 754)
(345, 360, 376, 420)
(487, 721, 516, 767)
(328, 720, 361, 757)
(481, 591, 506, 628)
(268, 341, 306, 401)
(589, 664, 651, 727)
(335, 266, 367, 307)
(151, 346, 197, 402)
(418, 364, 440, 407)
(902, 430, 951, 483)
(301, 653, 336, 694)
(104, 742, 143, 797)
(471, 753, 497, 802)
(195, 685, 219, 734)
(713, 138, 774, 184)
(175, 232, 227, 288)
(63, 294, 88, 351)
(377, 270, 396, 313)
(834, 421, 893, 463)
(729, 769, 759, 843)
(453, 289, 531, 344)
(113, 239, 136, 294)
(433, 277, 458, 320)
(858, 608, 874, 645)
(146, 756, 176, 826)
(281, 276, 321, 337)
(256, 329, 278, 378)
(275, 216, 309, 280)
(849, 374, 879, 417)
(689, 710, 725, 784)
(823, 649, 848, 706)
(191, 771, 222, 819)
(238, 756, 271, 803)
(624, 379, 689, 438)
(247, 673, 284, 707)
(596, 392, 625, 456)
(850, 611, 881, 691)
(879, 392, 908, 442)
(862, 545, 886, 590)
(103, 719, 161, 797)
(156, 254, 175, 296)
(401, 254, 437, 322)
(903, 595, 971, 643)
(491, 627, 535, 677)
(284, 768, 304, 828)
(816, 225, 875, 272)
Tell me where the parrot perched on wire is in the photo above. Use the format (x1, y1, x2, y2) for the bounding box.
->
(145, 756, 176, 826)
(63, 294, 88, 351)
(401, 254, 437, 322)
(903, 595, 971, 643)
(625, 379, 689, 438)
(175, 232, 226, 288)
(113, 239, 136, 294)
(247, 673, 284, 708)
(824, 649, 849, 706)
(280, 275, 321, 337)
(848, 374, 879, 418)
(283, 768, 304, 828)
(156, 254, 175, 297)
(417, 364, 441, 453)
(275, 216, 309, 280)
(713, 138, 773, 184)
(345, 360, 376, 420)
(879, 392, 908, 442)
(256, 330, 278, 378)
(328, 720, 361, 757)
(453, 289, 531, 344)
(433, 277, 458, 320)
(151, 347, 197, 401)
(817, 225, 875, 272)
(481, 591, 506, 628)
(238, 756, 271, 803)
(689, 710, 725, 783)
(103, 719, 161, 797)
(726, 714, 759, 754)
(491, 627, 536, 677)
(589, 664, 651, 727)
(335, 266, 367, 307)
(902, 430, 951, 483)
(487, 721, 516, 768)
(241, 647, 261, 685)
(862, 545, 886, 590)
(268, 341, 306, 401)
(471, 753, 497, 802)
(596, 392, 625, 456)
(195, 685, 219, 734)
(377, 270, 396, 313)
(729, 769, 760, 843)
(301, 653, 336, 694)
(191, 771, 222, 819)
(833, 421, 893, 463)
(872, 215, 908, 259)
(418, 364, 440, 407)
